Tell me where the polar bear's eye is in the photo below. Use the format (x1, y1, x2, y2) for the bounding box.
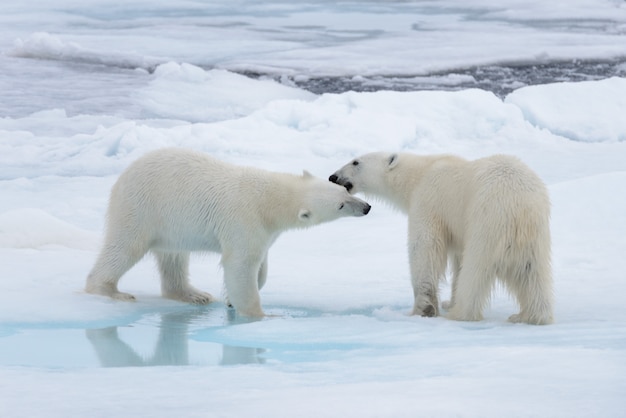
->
(352, 160, 359, 166)
(339, 203, 344, 210)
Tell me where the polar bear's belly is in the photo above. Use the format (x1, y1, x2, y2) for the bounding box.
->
(151, 228, 222, 253)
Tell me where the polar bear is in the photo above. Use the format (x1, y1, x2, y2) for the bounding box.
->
(86, 148, 371, 317)
(330, 152, 553, 325)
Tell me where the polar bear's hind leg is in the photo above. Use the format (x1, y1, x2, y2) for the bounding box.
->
(156, 251, 214, 304)
(85, 241, 147, 302)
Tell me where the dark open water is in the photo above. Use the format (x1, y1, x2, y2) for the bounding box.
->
(272, 59, 626, 97)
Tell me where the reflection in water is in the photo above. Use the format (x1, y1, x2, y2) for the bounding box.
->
(86, 308, 265, 367)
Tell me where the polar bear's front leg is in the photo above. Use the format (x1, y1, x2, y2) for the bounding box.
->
(408, 218, 447, 317)
(223, 254, 268, 309)
(221, 251, 265, 318)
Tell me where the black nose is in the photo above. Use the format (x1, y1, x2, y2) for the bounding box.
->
(329, 174, 338, 183)
(363, 204, 371, 215)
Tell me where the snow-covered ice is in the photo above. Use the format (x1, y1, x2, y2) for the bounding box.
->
(1, 1, 625, 417)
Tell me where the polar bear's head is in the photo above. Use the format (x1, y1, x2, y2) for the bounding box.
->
(298, 171, 371, 225)
(329, 152, 398, 195)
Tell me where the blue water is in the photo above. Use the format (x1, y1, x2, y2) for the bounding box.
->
(0, 306, 253, 368)
(0, 305, 369, 368)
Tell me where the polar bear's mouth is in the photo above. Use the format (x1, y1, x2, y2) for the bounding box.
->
(328, 174, 353, 192)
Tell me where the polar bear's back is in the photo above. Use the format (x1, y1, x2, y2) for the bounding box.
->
(111, 148, 233, 213)
(106, 148, 247, 251)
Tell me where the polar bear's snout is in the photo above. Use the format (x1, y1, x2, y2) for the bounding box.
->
(353, 199, 370, 216)
(340, 194, 370, 216)
(329, 174, 353, 193)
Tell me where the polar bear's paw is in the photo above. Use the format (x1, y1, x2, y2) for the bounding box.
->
(419, 304, 437, 317)
(110, 291, 137, 302)
(165, 287, 214, 305)
(447, 305, 483, 322)
(86, 283, 136, 302)
(412, 291, 439, 318)
(412, 302, 438, 318)
(186, 290, 214, 305)
(508, 312, 553, 325)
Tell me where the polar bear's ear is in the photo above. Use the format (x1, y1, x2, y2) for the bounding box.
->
(302, 170, 313, 179)
(388, 153, 399, 170)
(298, 208, 312, 221)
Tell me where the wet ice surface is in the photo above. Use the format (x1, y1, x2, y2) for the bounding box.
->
(3, 303, 623, 370)
(0, 306, 378, 368)
(0, 305, 263, 368)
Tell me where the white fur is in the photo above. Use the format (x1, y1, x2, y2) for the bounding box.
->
(330, 152, 553, 324)
(86, 148, 370, 317)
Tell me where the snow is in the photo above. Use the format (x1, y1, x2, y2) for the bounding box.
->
(1, 1, 626, 417)
(139, 62, 317, 122)
(505, 77, 626, 143)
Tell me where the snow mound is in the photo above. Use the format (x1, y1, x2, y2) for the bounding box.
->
(0, 208, 98, 250)
(137, 62, 317, 122)
(506, 77, 626, 142)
